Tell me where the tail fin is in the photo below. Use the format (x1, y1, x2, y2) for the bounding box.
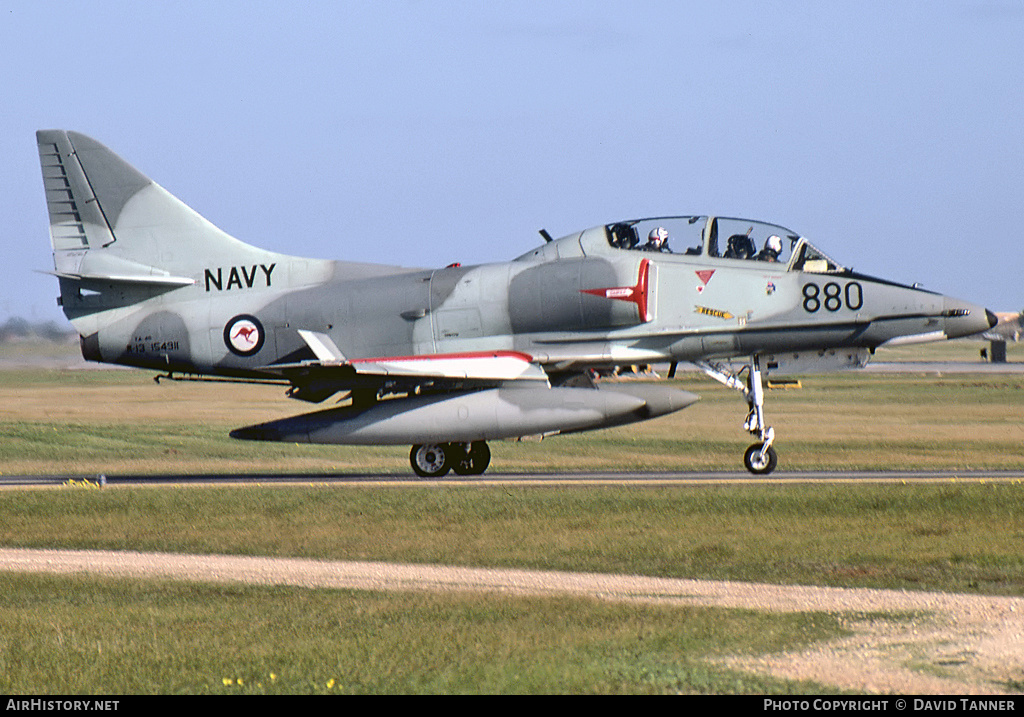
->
(37, 130, 286, 324)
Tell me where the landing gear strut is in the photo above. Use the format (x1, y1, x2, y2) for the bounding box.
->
(697, 355, 777, 475)
(409, 441, 491, 478)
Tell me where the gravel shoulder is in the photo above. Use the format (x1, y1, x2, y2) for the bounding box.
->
(1, 547, 1022, 694)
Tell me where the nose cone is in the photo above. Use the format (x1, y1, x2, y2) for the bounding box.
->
(943, 297, 998, 339)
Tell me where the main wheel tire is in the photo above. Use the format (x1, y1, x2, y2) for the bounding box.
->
(743, 443, 778, 475)
(410, 443, 451, 478)
(452, 441, 491, 476)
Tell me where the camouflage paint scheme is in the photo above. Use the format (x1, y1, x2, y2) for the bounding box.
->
(37, 131, 995, 475)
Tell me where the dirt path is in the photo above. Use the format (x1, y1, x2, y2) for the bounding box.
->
(1, 547, 1021, 694)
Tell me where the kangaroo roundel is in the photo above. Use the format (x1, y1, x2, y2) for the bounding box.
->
(224, 315, 265, 356)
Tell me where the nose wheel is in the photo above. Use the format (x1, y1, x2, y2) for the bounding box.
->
(698, 355, 778, 475)
(744, 442, 777, 475)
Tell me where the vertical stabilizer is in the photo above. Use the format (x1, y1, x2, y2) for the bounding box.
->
(37, 130, 124, 270)
(37, 130, 290, 282)
(35, 130, 304, 326)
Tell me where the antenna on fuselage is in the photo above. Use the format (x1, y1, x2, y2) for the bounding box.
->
(539, 229, 553, 243)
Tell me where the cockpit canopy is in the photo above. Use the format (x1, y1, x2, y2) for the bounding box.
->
(605, 216, 845, 273)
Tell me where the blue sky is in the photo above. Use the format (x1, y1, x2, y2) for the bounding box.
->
(2, 0, 1021, 324)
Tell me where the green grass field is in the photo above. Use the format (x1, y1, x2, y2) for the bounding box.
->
(0, 570, 848, 695)
(0, 482, 1021, 694)
(0, 354, 1021, 475)
(0, 354, 1021, 693)
(3, 483, 1023, 594)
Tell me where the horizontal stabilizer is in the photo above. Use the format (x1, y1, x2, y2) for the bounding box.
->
(43, 270, 195, 287)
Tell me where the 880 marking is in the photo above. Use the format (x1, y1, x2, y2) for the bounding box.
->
(802, 281, 863, 313)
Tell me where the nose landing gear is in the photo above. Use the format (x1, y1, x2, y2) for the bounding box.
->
(697, 355, 778, 475)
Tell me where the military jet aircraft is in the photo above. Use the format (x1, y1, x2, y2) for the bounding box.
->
(36, 130, 996, 476)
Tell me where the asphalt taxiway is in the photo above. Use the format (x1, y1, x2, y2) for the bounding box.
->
(2, 469, 1023, 488)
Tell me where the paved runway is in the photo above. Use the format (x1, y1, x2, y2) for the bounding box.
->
(2, 469, 1023, 488)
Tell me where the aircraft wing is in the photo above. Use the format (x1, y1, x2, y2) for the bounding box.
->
(344, 352, 549, 382)
(261, 331, 549, 402)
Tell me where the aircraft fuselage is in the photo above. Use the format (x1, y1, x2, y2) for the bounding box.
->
(71, 221, 992, 379)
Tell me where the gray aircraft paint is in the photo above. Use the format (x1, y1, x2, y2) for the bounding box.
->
(35, 130, 996, 474)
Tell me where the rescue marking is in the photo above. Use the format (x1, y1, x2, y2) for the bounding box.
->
(695, 305, 734, 320)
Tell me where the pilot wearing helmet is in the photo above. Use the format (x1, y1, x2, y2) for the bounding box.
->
(643, 226, 670, 252)
(758, 235, 783, 262)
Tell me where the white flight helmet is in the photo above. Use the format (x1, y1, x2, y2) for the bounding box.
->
(648, 227, 669, 245)
(766, 235, 783, 254)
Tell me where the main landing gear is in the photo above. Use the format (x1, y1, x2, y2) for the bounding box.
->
(697, 356, 778, 475)
(410, 441, 491, 478)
